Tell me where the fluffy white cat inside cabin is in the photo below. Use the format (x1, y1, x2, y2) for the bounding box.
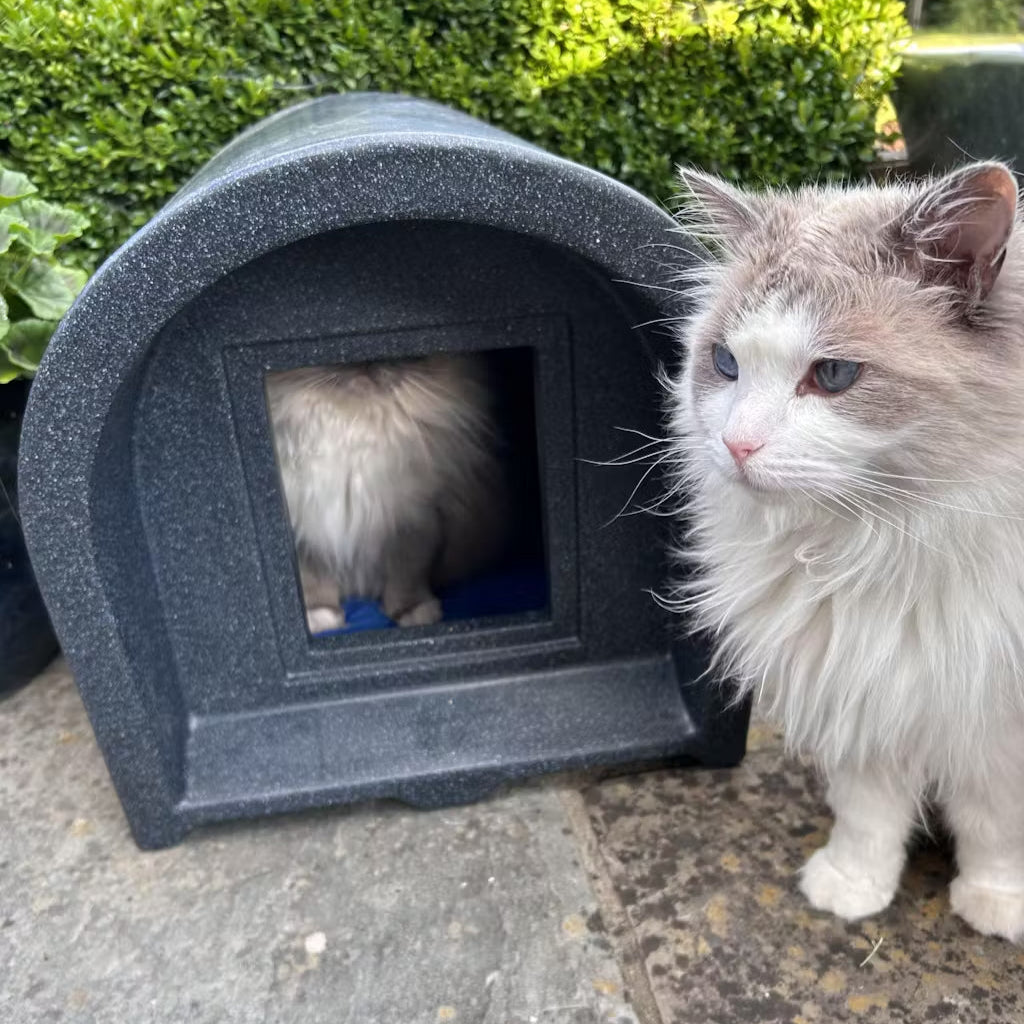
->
(267, 353, 505, 633)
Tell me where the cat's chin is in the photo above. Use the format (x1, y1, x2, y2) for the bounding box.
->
(708, 457, 834, 506)
(722, 469, 789, 501)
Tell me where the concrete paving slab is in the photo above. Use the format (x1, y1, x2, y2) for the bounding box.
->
(7, 660, 1023, 1024)
(582, 723, 1024, 1024)
(0, 661, 638, 1024)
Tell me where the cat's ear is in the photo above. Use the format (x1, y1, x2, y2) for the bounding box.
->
(893, 161, 1018, 303)
(677, 166, 760, 241)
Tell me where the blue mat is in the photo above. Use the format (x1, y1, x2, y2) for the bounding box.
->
(316, 563, 548, 634)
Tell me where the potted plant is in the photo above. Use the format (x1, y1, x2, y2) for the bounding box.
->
(1, 163, 88, 694)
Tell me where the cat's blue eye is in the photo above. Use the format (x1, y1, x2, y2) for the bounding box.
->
(712, 343, 738, 381)
(812, 359, 861, 394)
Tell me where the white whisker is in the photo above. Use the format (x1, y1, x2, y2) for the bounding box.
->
(602, 454, 671, 528)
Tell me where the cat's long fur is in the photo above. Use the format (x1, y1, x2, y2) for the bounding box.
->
(666, 162, 1024, 941)
(267, 353, 504, 631)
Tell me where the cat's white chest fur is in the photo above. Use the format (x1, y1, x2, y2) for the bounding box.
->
(696, 489, 1024, 790)
(691, 490, 1024, 939)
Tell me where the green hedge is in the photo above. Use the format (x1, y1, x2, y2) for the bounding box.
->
(0, 0, 908, 267)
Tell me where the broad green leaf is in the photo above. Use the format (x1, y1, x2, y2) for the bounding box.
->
(1, 318, 55, 374)
(0, 210, 28, 256)
(0, 292, 8, 342)
(9, 197, 89, 254)
(56, 263, 89, 296)
(0, 167, 37, 209)
(0, 348, 24, 384)
(11, 259, 80, 320)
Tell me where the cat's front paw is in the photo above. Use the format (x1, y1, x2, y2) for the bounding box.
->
(306, 606, 346, 634)
(395, 598, 442, 628)
(951, 877, 1024, 943)
(799, 848, 895, 921)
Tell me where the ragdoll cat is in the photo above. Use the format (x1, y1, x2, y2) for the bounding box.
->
(666, 160, 1024, 942)
(266, 353, 504, 632)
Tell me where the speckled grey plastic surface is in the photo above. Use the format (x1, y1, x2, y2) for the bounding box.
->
(18, 93, 749, 850)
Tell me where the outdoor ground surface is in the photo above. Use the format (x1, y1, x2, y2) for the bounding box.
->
(3, 659, 1023, 1024)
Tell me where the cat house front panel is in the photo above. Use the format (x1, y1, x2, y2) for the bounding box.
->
(133, 221, 675, 715)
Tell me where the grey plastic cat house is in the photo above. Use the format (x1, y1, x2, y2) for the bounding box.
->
(19, 93, 749, 850)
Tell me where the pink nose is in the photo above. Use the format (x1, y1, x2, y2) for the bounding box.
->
(723, 437, 763, 467)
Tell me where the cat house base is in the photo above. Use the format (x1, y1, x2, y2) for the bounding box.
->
(19, 94, 749, 850)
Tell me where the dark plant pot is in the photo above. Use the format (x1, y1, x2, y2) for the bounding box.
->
(0, 380, 59, 695)
(895, 45, 1024, 173)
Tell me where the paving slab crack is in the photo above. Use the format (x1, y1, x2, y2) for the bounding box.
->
(557, 784, 664, 1024)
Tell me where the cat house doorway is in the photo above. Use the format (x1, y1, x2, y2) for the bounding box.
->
(263, 342, 549, 638)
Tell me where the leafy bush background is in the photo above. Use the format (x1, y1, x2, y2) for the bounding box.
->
(1, 0, 908, 268)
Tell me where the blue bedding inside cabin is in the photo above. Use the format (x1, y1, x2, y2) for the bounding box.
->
(315, 562, 549, 634)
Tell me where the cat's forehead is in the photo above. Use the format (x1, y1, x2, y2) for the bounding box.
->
(735, 189, 902, 285)
(713, 235, 913, 365)
(716, 262, 892, 363)
(692, 187, 955, 368)
(723, 295, 816, 367)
